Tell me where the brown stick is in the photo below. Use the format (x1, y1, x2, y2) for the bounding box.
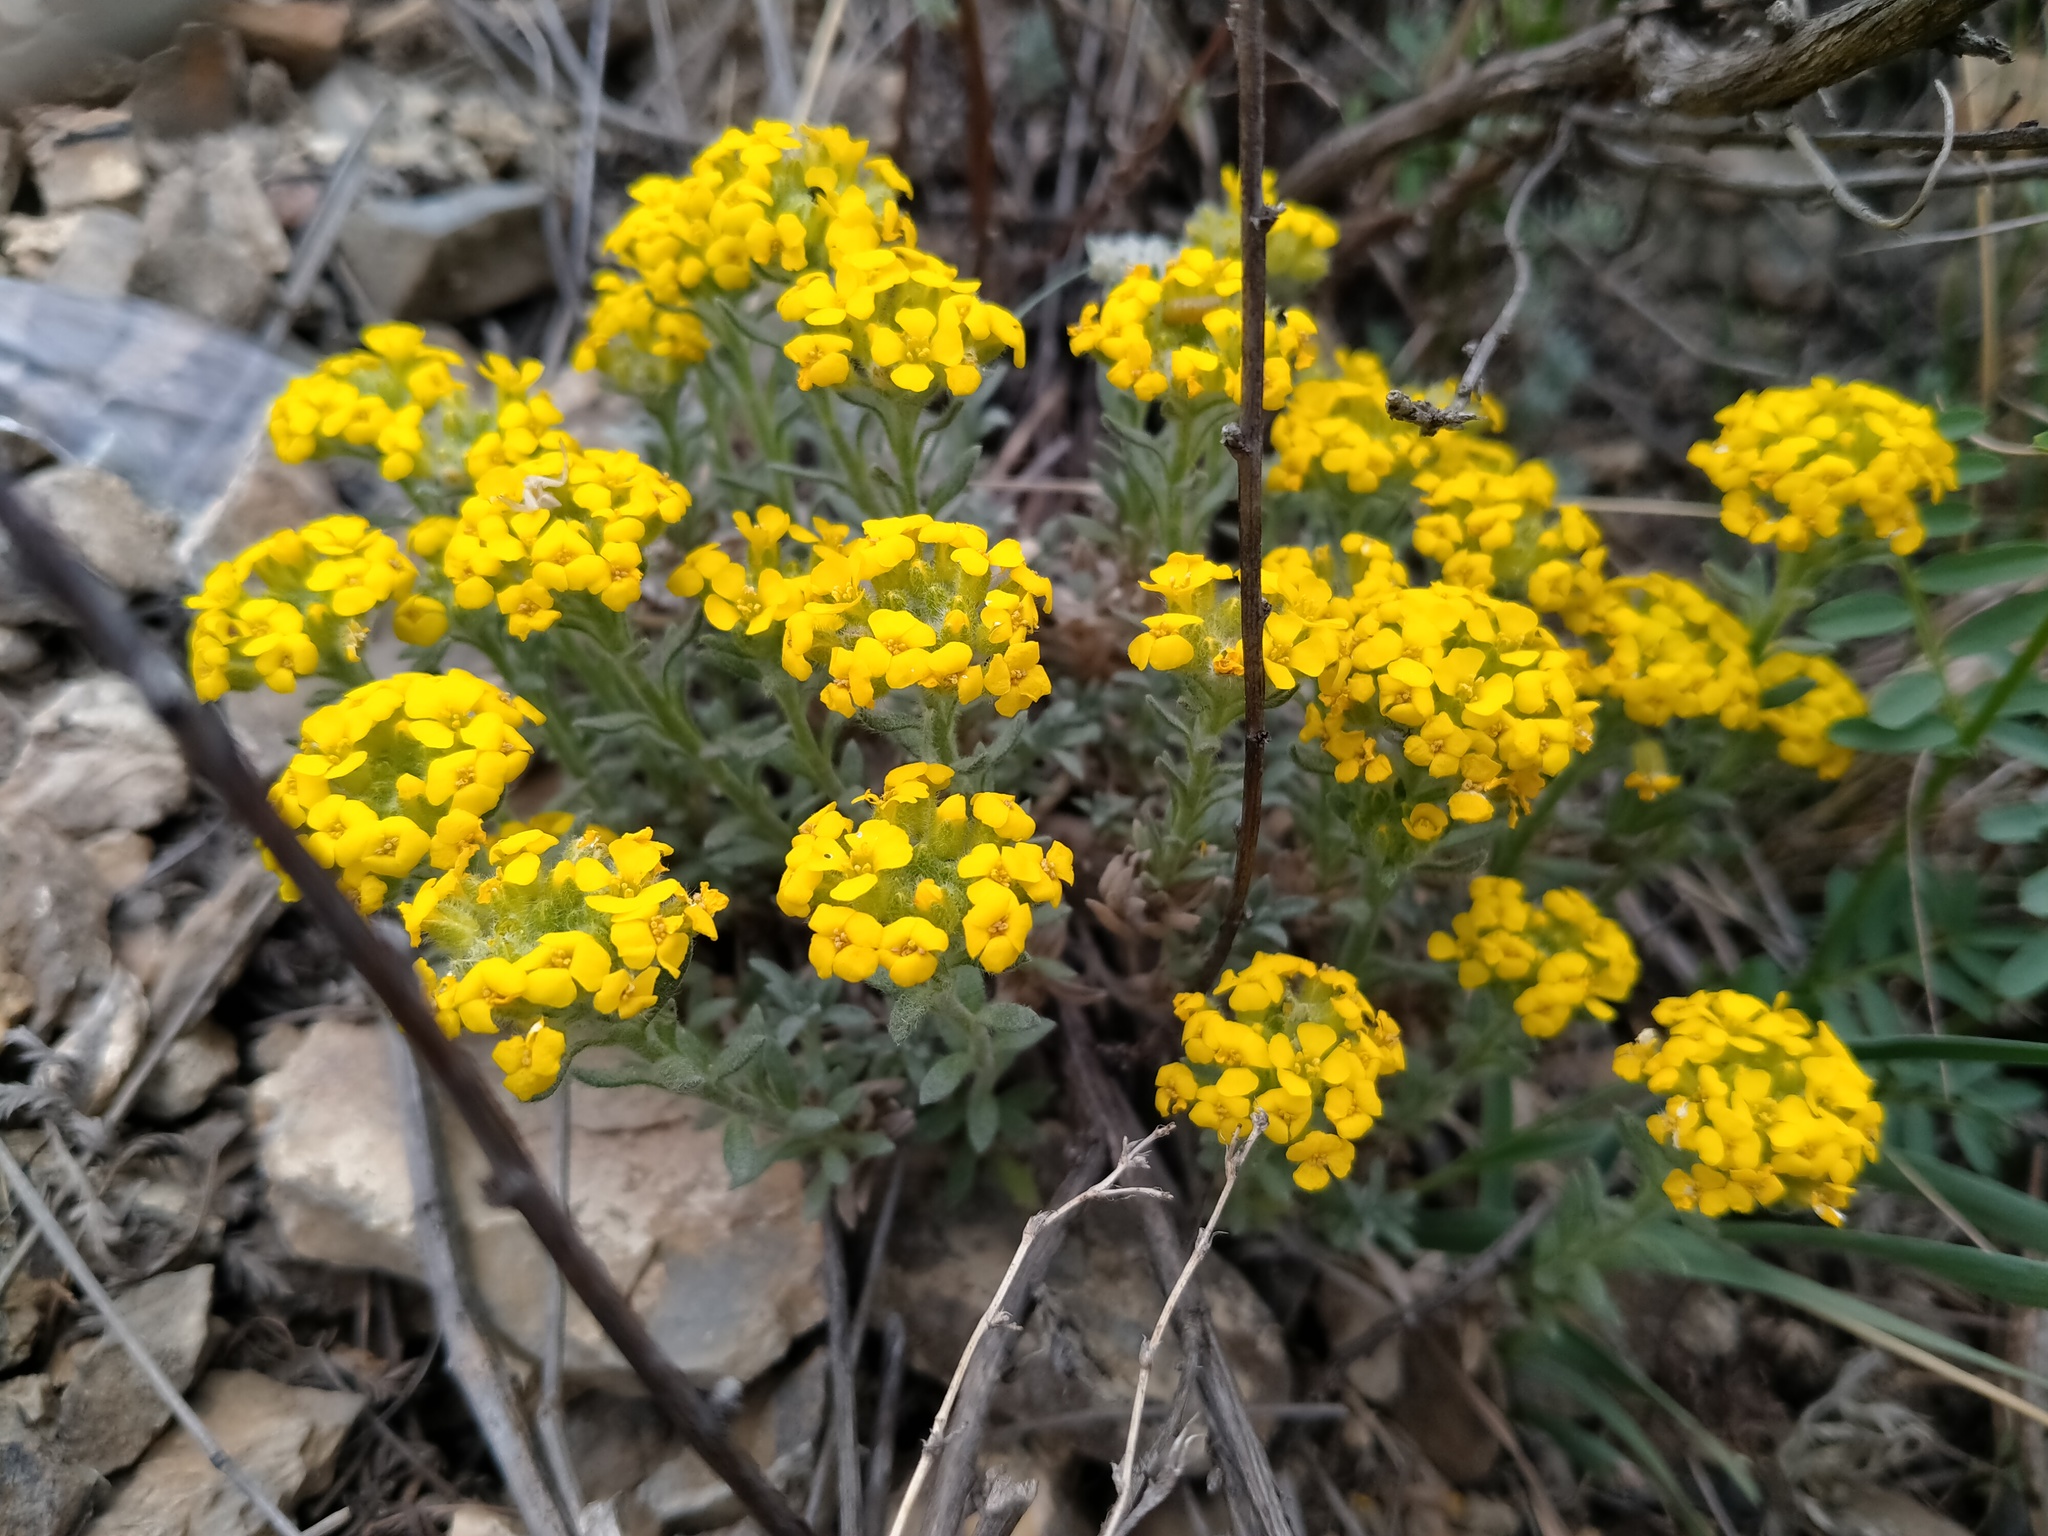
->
(0, 482, 816, 1536)
(1281, 0, 2000, 203)
(1202, 0, 1276, 993)
(954, 0, 996, 278)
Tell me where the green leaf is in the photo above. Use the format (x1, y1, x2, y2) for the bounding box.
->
(1720, 1223, 2048, 1307)
(1918, 541, 2048, 594)
(722, 1118, 778, 1187)
(1871, 1152, 2048, 1254)
(1987, 720, 2048, 767)
(1938, 406, 1989, 440)
(1412, 1114, 1614, 1195)
(1828, 715, 1957, 753)
(1997, 932, 2048, 999)
(1921, 503, 1981, 539)
(785, 1106, 843, 1136)
(979, 1000, 1055, 1049)
(1853, 1035, 2048, 1067)
(1867, 672, 1944, 729)
(1953, 449, 2008, 486)
(889, 985, 935, 1045)
(920, 1053, 973, 1105)
(2021, 869, 2048, 918)
(1977, 802, 2048, 843)
(1807, 591, 1912, 642)
(1759, 674, 1819, 709)
(1948, 591, 2048, 656)
(966, 1084, 1000, 1153)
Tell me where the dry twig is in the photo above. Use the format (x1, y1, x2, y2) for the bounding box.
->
(0, 1136, 317, 1536)
(822, 1209, 863, 1536)
(886, 1128, 1173, 1536)
(864, 1313, 906, 1536)
(1786, 80, 1956, 230)
(535, 1083, 582, 1520)
(0, 480, 814, 1536)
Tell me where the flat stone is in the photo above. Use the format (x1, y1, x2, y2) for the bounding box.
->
(251, 1017, 825, 1390)
(337, 182, 553, 322)
(874, 1194, 1291, 1434)
(216, 2, 348, 83)
(0, 675, 190, 835)
(126, 24, 246, 139)
(45, 207, 143, 297)
(0, 1398, 98, 1536)
(0, 813, 118, 1038)
(22, 107, 145, 212)
(445, 1508, 526, 1536)
(0, 464, 178, 624)
(0, 624, 40, 675)
(86, 1370, 362, 1536)
(136, 1020, 240, 1123)
(56, 1264, 215, 1475)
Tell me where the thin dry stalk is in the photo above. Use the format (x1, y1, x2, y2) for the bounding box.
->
(884, 1128, 1174, 1536)
(822, 1209, 862, 1536)
(1890, 1150, 1997, 1254)
(863, 1314, 906, 1536)
(1101, 1114, 1264, 1536)
(0, 1137, 313, 1536)
(0, 484, 814, 1536)
(1201, 0, 1277, 990)
(388, 1026, 576, 1536)
(1785, 79, 1955, 231)
(536, 1083, 583, 1518)
(792, 0, 848, 123)
(954, 0, 996, 275)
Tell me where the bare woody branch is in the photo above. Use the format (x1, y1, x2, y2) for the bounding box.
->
(1282, 0, 2000, 202)
(0, 484, 817, 1536)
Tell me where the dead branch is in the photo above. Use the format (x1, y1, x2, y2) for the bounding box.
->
(864, 1314, 906, 1536)
(887, 1127, 1173, 1536)
(1203, 0, 1277, 991)
(1786, 80, 1956, 230)
(0, 1136, 315, 1536)
(0, 480, 815, 1536)
(978, 1472, 1039, 1536)
(822, 1209, 863, 1536)
(1282, 0, 2000, 203)
(1102, 1113, 1265, 1536)
(535, 1084, 582, 1520)
(389, 1026, 577, 1536)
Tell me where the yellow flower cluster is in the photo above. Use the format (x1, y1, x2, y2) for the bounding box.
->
(1427, 877, 1639, 1038)
(406, 818, 728, 1099)
(1756, 651, 1865, 780)
(775, 763, 1073, 982)
(1302, 583, 1597, 837)
(1067, 246, 1317, 407)
(1572, 574, 1760, 731)
(1613, 989, 1882, 1225)
(777, 243, 1027, 397)
(186, 515, 442, 701)
(1687, 377, 1957, 556)
(1182, 167, 1341, 289)
(1412, 458, 1608, 616)
(412, 443, 690, 640)
(573, 271, 712, 397)
(1154, 953, 1405, 1190)
(266, 671, 542, 914)
(269, 326, 565, 488)
(1266, 349, 1507, 496)
(670, 508, 1053, 719)
(602, 121, 915, 301)
(1126, 544, 1364, 692)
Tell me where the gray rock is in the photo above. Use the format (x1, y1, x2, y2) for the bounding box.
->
(446, 1509, 526, 1536)
(0, 464, 178, 624)
(56, 1265, 214, 1474)
(79, 829, 151, 892)
(0, 814, 118, 1038)
(874, 1192, 1291, 1432)
(52, 965, 148, 1113)
(132, 135, 290, 330)
(1312, 1272, 1402, 1405)
(0, 676, 190, 835)
(136, 1020, 239, 1123)
(0, 1399, 98, 1536)
(0, 690, 22, 779)
(251, 1018, 826, 1390)
(337, 182, 552, 322)
(85, 1369, 362, 1536)
(2, 1266, 52, 1370)
(46, 208, 143, 297)
(177, 435, 339, 579)
(22, 107, 146, 212)
(631, 1349, 827, 1531)
(125, 24, 246, 139)
(0, 625, 41, 675)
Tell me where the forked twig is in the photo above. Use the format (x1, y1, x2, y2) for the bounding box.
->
(1101, 1114, 1265, 1536)
(1202, 0, 1277, 991)
(0, 1138, 313, 1536)
(884, 1127, 1174, 1536)
(1786, 79, 1955, 232)
(0, 481, 812, 1536)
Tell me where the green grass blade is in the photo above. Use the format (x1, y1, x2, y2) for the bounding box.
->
(1868, 1151, 2048, 1253)
(1719, 1221, 2048, 1307)
(1849, 1036, 2048, 1067)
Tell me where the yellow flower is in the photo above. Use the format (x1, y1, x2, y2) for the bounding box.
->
(1688, 377, 1955, 555)
(1428, 876, 1639, 1038)
(1183, 166, 1339, 289)
(1160, 953, 1404, 1182)
(779, 764, 1072, 986)
(1573, 573, 1759, 730)
(492, 1022, 568, 1100)
(1756, 652, 1865, 780)
(1614, 990, 1882, 1225)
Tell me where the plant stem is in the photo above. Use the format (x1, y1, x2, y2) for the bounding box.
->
(1480, 1069, 1515, 1211)
(1489, 742, 1600, 877)
(807, 393, 887, 520)
(771, 673, 842, 799)
(1748, 547, 1811, 660)
(703, 299, 795, 507)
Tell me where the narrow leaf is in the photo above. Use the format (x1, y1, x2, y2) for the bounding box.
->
(1828, 716, 1957, 753)
(1918, 541, 2048, 595)
(1720, 1222, 2048, 1307)
(1867, 673, 1944, 729)
(1807, 591, 1911, 642)
(1997, 932, 2048, 999)
(1852, 1035, 2048, 1067)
